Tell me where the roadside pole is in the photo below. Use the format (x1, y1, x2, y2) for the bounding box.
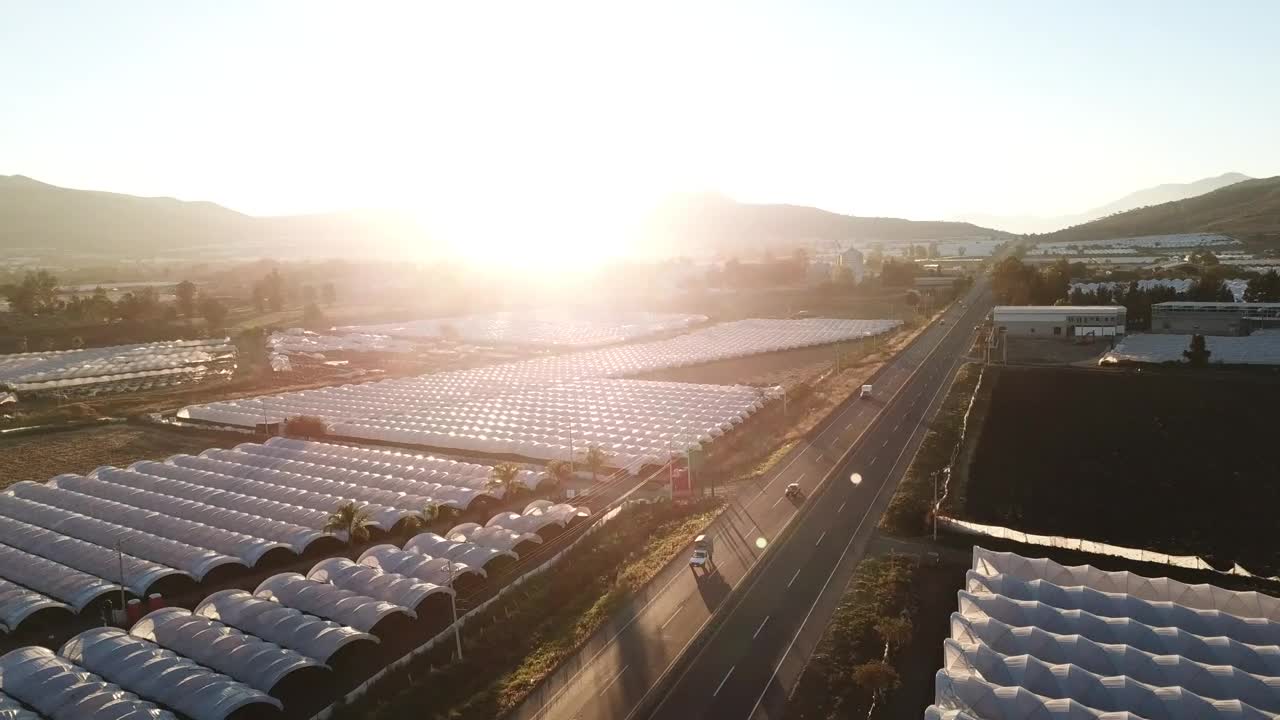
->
(447, 557, 463, 660)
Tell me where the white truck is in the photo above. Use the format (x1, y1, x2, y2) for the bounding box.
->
(689, 534, 714, 569)
(860, 384, 873, 399)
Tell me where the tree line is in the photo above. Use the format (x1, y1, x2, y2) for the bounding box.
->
(1, 271, 230, 329)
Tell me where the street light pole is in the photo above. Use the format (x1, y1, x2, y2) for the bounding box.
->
(931, 470, 939, 541)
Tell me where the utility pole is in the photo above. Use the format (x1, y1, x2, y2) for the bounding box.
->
(931, 471, 939, 542)
(116, 540, 127, 626)
(568, 422, 575, 476)
(446, 557, 462, 660)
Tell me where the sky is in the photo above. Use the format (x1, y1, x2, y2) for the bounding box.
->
(2, 0, 1278, 259)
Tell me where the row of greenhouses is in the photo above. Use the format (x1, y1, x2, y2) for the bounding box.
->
(0, 338, 236, 396)
(337, 309, 709, 348)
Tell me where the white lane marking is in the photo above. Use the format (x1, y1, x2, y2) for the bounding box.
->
(660, 603, 686, 631)
(714, 666, 736, 696)
(787, 567, 803, 588)
(745, 319, 977, 719)
(845, 422, 853, 430)
(881, 439, 888, 447)
(771, 495, 786, 508)
(795, 473, 806, 483)
(753, 615, 770, 639)
(815, 531, 826, 546)
(893, 422, 901, 432)
(870, 457, 878, 467)
(600, 664, 630, 696)
(837, 501, 846, 513)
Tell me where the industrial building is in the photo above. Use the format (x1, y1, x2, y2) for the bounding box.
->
(1151, 301, 1280, 335)
(991, 306, 1126, 338)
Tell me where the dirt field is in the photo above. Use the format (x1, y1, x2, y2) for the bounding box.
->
(964, 365, 1280, 575)
(0, 424, 244, 487)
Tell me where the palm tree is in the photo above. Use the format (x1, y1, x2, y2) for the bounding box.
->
(324, 501, 374, 545)
(487, 462, 522, 498)
(544, 459, 572, 486)
(581, 445, 610, 482)
(406, 503, 440, 533)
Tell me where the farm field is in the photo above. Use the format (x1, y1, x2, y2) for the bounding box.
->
(0, 424, 243, 487)
(963, 365, 1280, 575)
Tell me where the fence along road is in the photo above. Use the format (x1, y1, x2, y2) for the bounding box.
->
(510, 281, 993, 720)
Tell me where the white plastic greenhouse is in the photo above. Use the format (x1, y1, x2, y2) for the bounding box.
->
(404, 532, 518, 571)
(0, 514, 184, 596)
(445, 522, 541, 556)
(1102, 333, 1280, 365)
(0, 646, 178, 720)
(0, 577, 71, 633)
(925, 547, 1280, 719)
(60, 627, 282, 720)
(0, 493, 242, 582)
(255, 573, 413, 634)
(358, 545, 486, 586)
(130, 607, 325, 695)
(268, 329, 417, 356)
(307, 557, 452, 617)
(337, 310, 709, 348)
(0, 338, 236, 396)
(194, 590, 378, 665)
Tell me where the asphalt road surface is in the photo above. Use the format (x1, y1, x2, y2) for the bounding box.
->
(510, 282, 993, 720)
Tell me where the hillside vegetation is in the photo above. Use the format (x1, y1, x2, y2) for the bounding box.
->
(1041, 175, 1280, 243)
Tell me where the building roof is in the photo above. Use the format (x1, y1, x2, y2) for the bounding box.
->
(993, 306, 1122, 314)
(1154, 301, 1280, 309)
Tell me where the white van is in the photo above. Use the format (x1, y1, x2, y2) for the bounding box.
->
(860, 384, 873, 399)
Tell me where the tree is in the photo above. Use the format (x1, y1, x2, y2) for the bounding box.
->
(880, 259, 916, 287)
(581, 446, 610, 482)
(545, 459, 572, 485)
(302, 302, 326, 330)
(175, 280, 197, 318)
(321, 282, 337, 306)
(2, 270, 60, 316)
(406, 503, 440, 533)
(852, 660, 900, 704)
(875, 616, 913, 656)
(199, 295, 229, 331)
(284, 415, 328, 438)
(1245, 271, 1280, 302)
(1184, 334, 1212, 367)
(487, 462, 523, 497)
(903, 290, 920, 308)
(324, 501, 374, 545)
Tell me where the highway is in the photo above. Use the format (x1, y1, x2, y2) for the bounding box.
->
(509, 281, 993, 720)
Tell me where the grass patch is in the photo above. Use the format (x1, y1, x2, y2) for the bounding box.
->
(737, 440, 800, 482)
(333, 498, 723, 720)
(879, 362, 982, 536)
(785, 554, 919, 720)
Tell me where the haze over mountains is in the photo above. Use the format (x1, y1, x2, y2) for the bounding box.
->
(963, 172, 1252, 235)
(0, 176, 1004, 263)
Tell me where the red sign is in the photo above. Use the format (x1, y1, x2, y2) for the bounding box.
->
(670, 466, 692, 498)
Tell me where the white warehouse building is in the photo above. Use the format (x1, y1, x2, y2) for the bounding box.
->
(991, 306, 1126, 338)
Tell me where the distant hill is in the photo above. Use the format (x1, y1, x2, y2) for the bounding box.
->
(963, 172, 1252, 234)
(1040, 175, 1280, 243)
(644, 193, 1006, 258)
(0, 175, 433, 260)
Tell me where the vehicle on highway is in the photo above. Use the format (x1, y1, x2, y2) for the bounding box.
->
(784, 482, 802, 498)
(689, 534, 714, 569)
(859, 384, 872, 399)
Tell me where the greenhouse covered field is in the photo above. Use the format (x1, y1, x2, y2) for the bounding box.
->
(926, 547, 1280, 720)
(180, 317, 897, 432)
(0, 338, 237, 396)
(337, 309, 709, 348)
(267, 329, 418, 356)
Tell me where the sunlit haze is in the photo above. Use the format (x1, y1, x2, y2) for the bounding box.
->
(3, 0, 1279, 263)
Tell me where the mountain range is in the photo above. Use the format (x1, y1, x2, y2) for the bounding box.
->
(962, 172, 1253, 235)
(0, 176, 1006, 262)
(1040, 175, 1280, 244)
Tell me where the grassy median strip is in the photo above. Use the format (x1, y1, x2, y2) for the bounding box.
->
(332, 498, 723, 720)
(878, 362, 982, 536)
(784, 554, 919, 720)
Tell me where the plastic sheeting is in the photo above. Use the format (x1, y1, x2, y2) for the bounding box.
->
(268, 330, 417, 356)
(445, 523, 541, 556)
(263, 437, 542, 491)
(403, 532, 517, 570)
(336, 310, 708, 348)
(194, 590, 377, 664)
(0, 693, 39, 719)
(0, 494, 241, 581)
(307, 558, 450, 616)
(61, 627, 282, 720)
(50, 474, 326, 554)
(925, 546, 1280, 720)
(10, 481, 286, 567)
(166, 455, 410, 530)
(0, 577, 69, 633)
(0, 514, 182, 596)
(130, 607, 323, 693)
(486, 501, 588, 536)
(255, 573, 411, 633)
(179, 317, 893, 430)
(0, 535, 121, 613)
(0, 646, 178, 720)
(358, 545, 485, 586)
